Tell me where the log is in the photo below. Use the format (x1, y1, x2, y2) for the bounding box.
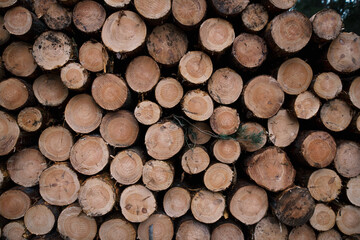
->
(65, 94, 103, 134)
(100, 110, 139, 148)
(262, 0, 297, 12)
(163, 187, 191, 218)
(179, 51, 213, 85)
(120, 184, 157, 223)
(38, 126, 73, 162)
(211, 222, 244, 240)
(307, 168, 342, 202)
(145, 121, 184, 160)
(336, 205, 360, 235)
(293, 91, 321, 120)
(181, 146, 210, 175)
(277, 57, 313, 95)
(7, 148, 47, 187)
(101, 10, 146, 53)
(137, 213, 174, 240)
(253, 216, 288, 240)
(33, 74, 69, 107)
(350, 76, 360, 109)
(187, 122, 212, 145)
(70, 135, 109, 176)
(104, 0, 130, 8)
(243, 75, 284, 119)
(24, 202, 57, 235)
(237, 122, 267, 152)
(203, 163, 234, 192)
(125, 55, 160, 93)
(210, 0, 249, 17)
(99, 218, 136, 240)
(207, 67, 243, 105)
(155, 77, 184, 109)
(317, 229, 342, 240)
(17, 107, 46, 132)
(134, 0, 171, 23)
(171, 0, 206, 28)
(73, 0, 106, 33)
(212, 139, 241, 164)
(79, 40, 109, 72)
(182, 89, 214, 121)
(310, 9, 342, 43)
(229, 182, 268, 225)
(210, 106, 240, 135)
(0, 189, 31, 220)
(2, 220, 30, 240)
(309, 203, 336, 231)
(142, 159, 174, 191)
(134, 101, 161, 125)
(0, 16, 10, 46)
(176, 219, 210, 240)
(191, 190, 225, 224)
(313, 72, 342, 100)
(0, 78, 32, 111)
(0, 0, 17, 8)
(320, 99, 353, 132)
(0, 111, 20, 156)
(32, 0, 56, 18)
(147, 23, 188, 66)
(2, 42, 37, 77)
(288, 224, 316, 240)
(43, 3, 72, 30)
(39, 163, 80, 206)
(241, 3, 268, 32)
(334, 141, 360, 178)
(347, 175, 360, 207)
(57, 204, 97, 240)
(61, 62, 89, 90)
(268, 109, 299, 147)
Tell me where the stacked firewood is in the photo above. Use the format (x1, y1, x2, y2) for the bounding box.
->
(0, 0, 360, 239)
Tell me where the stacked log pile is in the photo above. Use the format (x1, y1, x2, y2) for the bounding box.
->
(0, 0, 360, 239)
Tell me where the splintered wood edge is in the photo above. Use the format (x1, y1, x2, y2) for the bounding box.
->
(268, 109, 299, 147)
(336, 205, 360, 235)
(309, 203, 336, 231)
(155, 77, 183, 108)
(0, 78, 29, 110)
(307, 168, 342, 202)
(334, 141, 360, 178)
(191, 190, 225, 224)
(320, 99, 352, 132)
(181, 146, 210, 174)
(110, 149, 143, 185)
(61, 62, 89, 90)
(212, 223, 244, 240)
(0, 111, 20, 156)
(163, 187, 191, 218)
(213, 139, 241, 164)
(142, 160, 174, 191)
(99, 219, 136, 240)
(203, 163, 234, 192)
(0, 189, 31, 219)
(210, 106, 240, 135)
(137, 213, 174, 240)
(33, 74, 69, 107)
(313, 72, 342, 100)
(172, 0, 207, 27)
(17, 107, 43, 132)
(24, 205, 55, 235)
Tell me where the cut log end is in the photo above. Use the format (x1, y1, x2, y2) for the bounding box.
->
(188, 122, 212, 145)
(99, 219, 136, 240)
(137, 213, 174, 240)
(0, 189, 31, 220)
(191, 190, 225, 224)
(155, 77, 183, 108)
(211, 223, 244, 240)
(4, 6, 32, 36)
(320, 99, 352, 132)
(307, 168, 342, 202)
(142, 160, 174, 191)
(211, 0, 249, 16)
(17, 107, 43, 132)
(110, 149, 143, 185)
(182, 89, 214, 121)
(172, 0, 206, 27)
(104, 0, 131, 8)
(43, 3, 72, 30)
(336, 205, 360, 235)
(204, 163, 233, 192)
(73, 0, 106, 33)
(79, 41, 108, 72)
(317, 229, 342, 240)
(0, 0, 17, 8)
(268, 109, 299, 147)
(24, 205, 55, 235)
(294, 91, 320, 119)
(254, 217, 288, 240)
(0, 78, 29, 111)
(313, 72, 342, 100)
(176, 220, 210, 240)
(347, 175, 360, 207)
(0, 16, 10, 45)
(134, 0, 171, 20)
(241, 3, 268, 32)
(134, 101, 162, 125)
(181, 146, 210, 174)
(237, 122, 267, 152)
(334, 141, 360, 178)
(311, 9, 342, 41)
(268, 0, 297, 10)
(179, 51, 213, 85)
(163, 187, 191, 218)
(350, 76, 360, 109)
(61, 62, 89, 90)
(288, 224, 316, 240)
(0, 111, 20, 156)
(309, 203, 336, 231)
(213, 139, 241, 164)
(3, 221, 28, 240)
(210, 106, 240, 135)
(33, 74, 69, 107)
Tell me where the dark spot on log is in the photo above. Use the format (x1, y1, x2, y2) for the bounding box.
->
(142, 208, 147, 213)
(125, 204, 132, 210)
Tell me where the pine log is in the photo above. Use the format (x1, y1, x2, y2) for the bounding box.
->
(212, 139, 241, 164)
(347, 175, 360, 207)
(320, 99, 353, 132)
(2, 220, 30, 240)
(277, 58, 313, 95)
(24, 202, 57, 235)
(350, 76, 360, 109)
(253, 216, 288, 240)
(134, 0, 171, 23)
(17, 107, 46, 132)
(155, 77, 184, 108)
(163, 187, 191, 218)
(0, 78, 33, 111)
(100, 110, 139, 148)
(188, 122, 212, 145)
(32, 0, 56, 18)
(103, 0, 131, 8)
(134, 100, 161, 125)
(310, 9, 342, 43)
(0, 111, 20, 156)
(125, 55, 160, 93)
(142, 160, 174, 191)
(0, 189, 31, 219)
(137, 213, 174, 240)
(307, 168, 342, 202)
(210, 106, 240, 135)
(33, 74, 69, 107)
(57, 204, 97, 240)
(211, 0, 249, 17)
(241, 3, 268, 32)
(191, 190, 225, 224)
(268, 109, 299, 147)
(334, 141, 360, 178)
(73, 0, 106, 33)
(262, 0, 297, 12)
(288, 224, 316, 240)
(336, 205, 360, 235)
(99, 218, 136, 240)
(101, 11, 146, 53)
(176, 219, 210, 240)
(61, 62, 89, 90)
(2, 42, 37, 77)
(38, 126, 73, 162)
(237, 122, 267, 152)
(171, 0, 206, 28)
(293, 91, 321, 119)
(203, 163, 234, 192)
(245, 146, 296, 192)
(179, 51, 213, 85)
(70, 135, 109, 175)
(145, 121, 184, 160)
(182, 89, 214, 121)
(309, 203, 336, 231)
(43, 3, 72, 30)
(147, 23, 188, 66)
(0, 0, 17, 8)
(0, 16, 10, 45)
(211, 222, 244, 240)
(79, 40, 109, 72)
(313, 72, 342, 100)
(120, 184, 157, 223)
(181, 146, 210, 175)
(317, 229, 342, 240)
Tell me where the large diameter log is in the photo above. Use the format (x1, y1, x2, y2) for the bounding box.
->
(317, 229, 342, 240)
(182, 89, 214, 121)
(294, 91, 321, 120)
(61, 63, 89, 90)
(181, 146, 210, 175)
(191, 190, 225, 224)
(350, 76, 360, 109)
(102, 11, 146, 53)
(237, 122, 267, 152)
(241, 3, 268, 32)
(179, 51, 213, 85)
(138, 213, 174, 240)
(0, 111, 20, 156)
(99, 218, 136, 240)
(347, 175, 360, 207)
(73, 0, 106, 33)
(245, 146, 296, 192)
(163, 187, 191, 218)
(0, 78, 32, 111)
(0, 189, 31, 220)
(210, 106, 240, 135)
(309, 203, 336, 231)
(313, 72, 342, 100)
(204, 163, 234, 192)
(134, 0, 171, 23)
(2, 220, 29, 240)
(155, 77, 183, 109)
(307, 168, 342, 202)
(288, 224, 316, 240)
(253, 217, 288, 240)
(268, 109, 299, 147)
(334, 141, 360, 178)
(0, 16, 10, 46)
(24, 203, 57, 235)
(336, 205, 360, 235)
(211, 222, 244, 240)
(79, 41, 109, 72)
(213, 139, 241, 164)
(176, 219, 210, 240)
(33, 74, 69, 107)
(17, 107, 46, 132)
(320, 99, 353, 132)
(43, 3, 72, 30)
(310, 9, 342, 43)
(142, 160, 174, 191)
(211, 0, 249, 17)
(172, 0, 206, 28)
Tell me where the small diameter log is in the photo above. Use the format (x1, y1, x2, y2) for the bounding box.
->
(57, 204, 97, 240)
(61, 62, 89, 90)
(229, 183, 268, 225)
(3, 220, 29, 240)
(100, 110, 139, 148)
(188, 122, 212, 145)
(102, 10, 146, 53)
(268, 109, 299, 147)
(203, 163, 234, 192)
(155, 77, 183, 108)
(309, 203, 336, 231)
(310, 9, 342, 43)
(142, 160, 174, 191)
(176, 219, 210, 240)
(313, 72, 342, 100)
(347, 175, 360, 206)
(79, 41, 109, 72)
(210, 106, 240, 135)
(38, 126, 73, 162)
(199, 18, 235, 55)
(243, 75, 284, 119)
(134, 0, 171, 23)
(32, 31, 73, 71)
(7, 148, 47, 187)
(125, 55, 160, 93)
(317, 229, 342, 240)
(70, 135, 109, 175)
(253, 217, 288, 240)
(264, 11, 312, 55)
(0, 16, 10, 45)
(336, 205, 360, 235)
(241, 3, 268, 32)
(181, 146, 210, 175)
(211, 0, 249, 17)
(327, 32, 360, 73)
(92, 73, 129, 111)
(33, 74, 69, 107)
(73, 0, 106, 33)
(99, 218, 136, 240)
(273, 186, 315, 227)
(65, 94, 103, 134)
(39, 164, 80, 206)
(145, 121, 184, 160)
(0, 189, 31, 220)
(17, 107, 45, 132)
(0, 111, 19, 156)
(191, 190, 225, 224)
(211, 223, 244, 240)
(182, 89, 214, 121)
(277, 58, 313, 95)
(294, 91, 321, 119)
(24, 203, 56, 235)
(172, 0, 206, 28)
(320, 99, 353, 132)
(307, 168, 342, 202)
(147, 23, 188, 66)
(262, 0, 297, 12)
(138, 213, 174, 240)
(213, 139, 241, 164)
(288, 224, 316, 240)
(245, 146, 296, 192)
(120, 185, 156, 223)
(43, 3, 72, 30)
(134, 101, 161, 125)
(334, 141, 360, 178)
(0, 78, 32, 111)
(163, 187, 191, 218)
(232, 33, 267, 70)
(2, 42, 37, 77)
(350, 76, 360, 109)
(237, 122, 267, 152)
(110, 149, 144, 185)
(104, 0, 131, 8)
(179, 51, 213, 85)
